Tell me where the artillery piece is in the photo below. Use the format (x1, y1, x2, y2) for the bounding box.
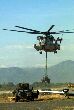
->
(13, 83, 39, 102)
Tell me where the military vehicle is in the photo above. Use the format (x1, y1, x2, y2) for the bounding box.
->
(13, 83, 39, 102)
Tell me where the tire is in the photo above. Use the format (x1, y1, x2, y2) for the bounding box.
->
(15, 96, 20, 102)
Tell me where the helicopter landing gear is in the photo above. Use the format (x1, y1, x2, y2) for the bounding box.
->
(39, 51, 42, 54)
(54, 50, 57, 54)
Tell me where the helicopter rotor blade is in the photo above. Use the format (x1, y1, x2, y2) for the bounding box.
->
(3, 28, 41, 34)
(16, 30, 41, 34)
(49, 32, 60, 34)
(3, 29, 8, 30)
(9, 29, 18, 32)
(48, 25, 55, 32)
(62, 31, 74, 33)
(3, 29, 18, 32)
(15, 25, 41, 33)
(16, 31, 60, 35)
(59, 30, 74, 33)
(65, 30, 69, 31)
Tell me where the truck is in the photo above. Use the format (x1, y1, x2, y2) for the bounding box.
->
(13, 83, 39, 102)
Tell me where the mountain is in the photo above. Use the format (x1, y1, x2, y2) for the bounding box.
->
(0, 60, 74, 84)
(0, 67, 44, 84)
(48, 60, 74, 83)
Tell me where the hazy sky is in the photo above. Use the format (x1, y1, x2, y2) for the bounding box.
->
(0, 0, 74, 68)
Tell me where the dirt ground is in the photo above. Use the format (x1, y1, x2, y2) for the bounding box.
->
(0, 94, 74, 110)
(0, 99, 74, 110)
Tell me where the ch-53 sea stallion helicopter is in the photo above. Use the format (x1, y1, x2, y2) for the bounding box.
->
(3, 25, 74, 83)
(3, 25, 74, 53)
(3, 25, 62, 54)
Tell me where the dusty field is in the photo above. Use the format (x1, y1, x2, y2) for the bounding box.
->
(0, 99, 74, 110)
(0, 94, 74, 110)
(0, 88, 74, 110)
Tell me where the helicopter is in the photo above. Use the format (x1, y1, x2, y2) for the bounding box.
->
(3, 25, 63, 54)
(3, 25, 74, 54)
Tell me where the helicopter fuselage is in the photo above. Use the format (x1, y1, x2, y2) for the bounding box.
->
(34, 35, 61, 53)
(34, 43, 60, 53)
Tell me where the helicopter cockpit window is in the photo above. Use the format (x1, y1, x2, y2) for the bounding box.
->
(41, 38, 45, 46)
